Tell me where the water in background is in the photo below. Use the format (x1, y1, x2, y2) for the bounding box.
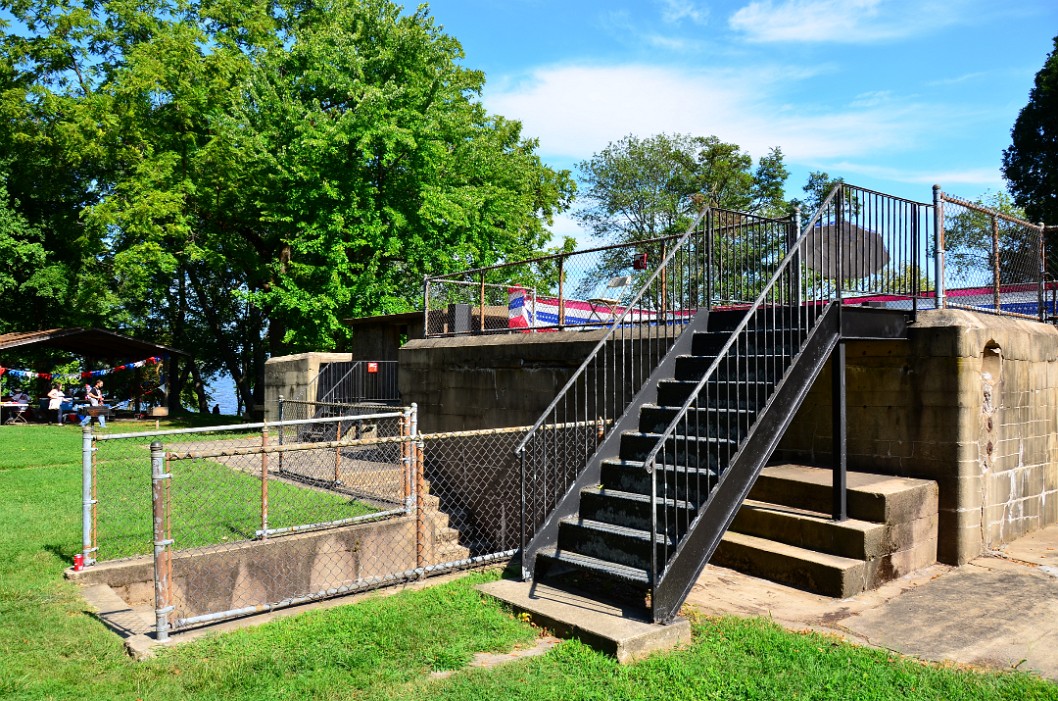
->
(205, 374, 240, 415)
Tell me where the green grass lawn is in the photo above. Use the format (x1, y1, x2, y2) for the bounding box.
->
(1, 422, 1057, 700)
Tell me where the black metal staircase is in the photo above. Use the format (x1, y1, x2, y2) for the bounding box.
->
(530, 303, 839, 621)
(515, 185, 928, 624)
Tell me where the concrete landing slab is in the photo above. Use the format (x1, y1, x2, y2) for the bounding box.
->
(684, 522, 1058, 681)
(477, 579, 691, 663)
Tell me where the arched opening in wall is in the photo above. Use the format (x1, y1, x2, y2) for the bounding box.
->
(981, 341, 1002, 391)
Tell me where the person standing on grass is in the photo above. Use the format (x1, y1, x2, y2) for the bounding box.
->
(81, 380, 106, 428)
(47, 383, 66, 425)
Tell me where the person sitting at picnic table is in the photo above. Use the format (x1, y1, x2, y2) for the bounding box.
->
(81, 380, 107, 428)
(47, 383, 67, 425)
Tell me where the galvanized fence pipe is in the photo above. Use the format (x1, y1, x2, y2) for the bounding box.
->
(81, 426, 96, 567)
(277, 395, 285, 474)
(151, 441, 174, 642)
(261, 424, 270, 539)
(934, 185, 946, 309)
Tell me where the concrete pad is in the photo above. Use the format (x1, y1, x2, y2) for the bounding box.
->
(478, 579, 691, 664)
(683, 522, 1058, 681)
(843, 558, 1058, 679)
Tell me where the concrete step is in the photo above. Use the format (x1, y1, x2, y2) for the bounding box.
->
(713, 531, 868, 598)
(730, 500, 885, 560)
(750, 464, 938, 525)
(713, 465, 939, 596)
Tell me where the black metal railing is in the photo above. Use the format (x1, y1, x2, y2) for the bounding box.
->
(640, 184, 933, 604)
(513, 207, 802, 558)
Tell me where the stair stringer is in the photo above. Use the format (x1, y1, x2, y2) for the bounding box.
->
(521, 310, 713, 580)
(651, 302, 842, 623)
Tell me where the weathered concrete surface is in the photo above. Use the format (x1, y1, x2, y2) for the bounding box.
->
(478, 579, 691, 664)
(264, 352, 355, 421)
(684, 522, 1058, 681)
(778, 309, 1058, 565)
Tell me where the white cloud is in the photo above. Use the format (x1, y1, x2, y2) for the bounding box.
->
(484, 62, 933, 165)
(728, 0, 967, 44)
(823, 161, 1004, 189)
(659, 0, 710, 25)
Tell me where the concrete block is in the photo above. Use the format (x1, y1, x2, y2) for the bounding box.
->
(714, 531, 867, 598)
(477, 580, 691, 664)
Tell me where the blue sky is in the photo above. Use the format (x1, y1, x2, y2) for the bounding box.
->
(426, 0, 1057, 241)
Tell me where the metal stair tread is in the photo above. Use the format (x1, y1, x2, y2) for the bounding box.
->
(641, 402, 753, 414)
(536, 546, 651, 584)
(560, 516, 672, 544)
(601, 455, 720, 477)
(719, 530, 865, 570)
(582, 486, 696, 511)
(623, 430, 738, 446)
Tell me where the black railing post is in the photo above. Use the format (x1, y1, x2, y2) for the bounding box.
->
(787, 206, 802, 307)
(706, 210, 714, 310)
(835, 187, 845, 301)
(911, 203, 920, 322)
(831, 340, 847, 522)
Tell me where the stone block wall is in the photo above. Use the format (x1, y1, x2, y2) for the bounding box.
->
(777, 309, 1058, 564)
(399, 329, 612, 433)
(263, 352, 355, 422)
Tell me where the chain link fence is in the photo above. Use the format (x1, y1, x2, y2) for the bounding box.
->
(940, 193, 1050, 319)
(83, 411, 528, 638)
(424, 235, 681, 336)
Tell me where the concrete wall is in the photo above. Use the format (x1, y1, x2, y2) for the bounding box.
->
(400, 329, 612, 433)
(777, 309, 1058, 565)
(279, 309, 1058, 567)
(75, 510, 454, 620)
(263, 352, 354, 422)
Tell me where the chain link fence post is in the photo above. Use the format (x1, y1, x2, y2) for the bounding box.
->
(81, 426, 96, 567)
(933, 184, 946, 309)
(277, 394, 285, 475)
(151, 441, 174, 642)
(261, 424, 270, 539)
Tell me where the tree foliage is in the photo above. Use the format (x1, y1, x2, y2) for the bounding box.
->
(0, 0, 574, 410)
(1002, 35, 1058, 226)
(572, 133, 790, 299)
(575, 133, 789, 246)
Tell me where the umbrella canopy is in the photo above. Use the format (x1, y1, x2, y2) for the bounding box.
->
(799, 221, 890, 280)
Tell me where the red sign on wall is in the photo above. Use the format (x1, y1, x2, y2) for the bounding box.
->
(367, 362, 379, 374)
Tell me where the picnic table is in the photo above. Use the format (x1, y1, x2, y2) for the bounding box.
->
(1, 402, 29, 425)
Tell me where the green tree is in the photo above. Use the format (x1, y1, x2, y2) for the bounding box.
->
(1002, 35, 1058, 226)
(573, 133, 790, 302)
(1, 0, 574, 411)
(575, 133, 788, 245)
